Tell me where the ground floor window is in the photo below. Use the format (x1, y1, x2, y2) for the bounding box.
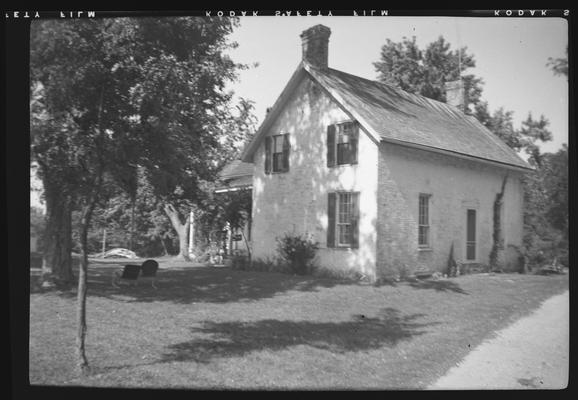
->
(418, 193, 431, 248)
(327, 191, 360, 248)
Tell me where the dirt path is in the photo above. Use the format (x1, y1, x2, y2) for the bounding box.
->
(429, 290, 569, 390)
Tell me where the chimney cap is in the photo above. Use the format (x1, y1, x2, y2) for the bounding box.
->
(300, 24, 331, 39)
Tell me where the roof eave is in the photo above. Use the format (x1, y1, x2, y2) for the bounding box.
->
(381, 137, 533, 173)
(241, 63, 308, 163)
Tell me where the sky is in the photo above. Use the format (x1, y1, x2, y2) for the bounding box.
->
(225, 16, 568, 154)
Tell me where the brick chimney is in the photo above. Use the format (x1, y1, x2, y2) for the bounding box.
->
(445, 79, 466, 111)
(300, 25, 331, 69)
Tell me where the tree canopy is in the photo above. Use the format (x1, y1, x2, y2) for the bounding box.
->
(373, 36, 483, 114)
(30, 16, 255, 370)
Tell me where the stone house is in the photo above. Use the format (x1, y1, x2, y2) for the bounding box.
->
(240, 24, 531, 280)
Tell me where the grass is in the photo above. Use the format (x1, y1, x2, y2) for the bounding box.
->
(29, 260, 568, 390)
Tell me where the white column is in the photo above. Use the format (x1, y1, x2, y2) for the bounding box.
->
(225, 221, 231, 255)
(188, 210, 194, 257)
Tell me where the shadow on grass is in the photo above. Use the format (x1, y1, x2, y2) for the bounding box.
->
(160, 308, 437, 364)
(408, 279, 469, 294)
(31, 263, 356, 305)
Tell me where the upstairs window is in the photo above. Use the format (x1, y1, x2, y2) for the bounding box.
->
(327, 121, 358, 167)
(265, 134, 290, 174)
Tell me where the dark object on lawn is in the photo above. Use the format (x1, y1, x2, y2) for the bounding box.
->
(112, 260, 158, 288)
(536, 258, 564, 275)
(140, 259, 159, 288)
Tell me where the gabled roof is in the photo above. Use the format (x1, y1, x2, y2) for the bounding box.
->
(219, 159, 254, 180)
(241, 62, 531, 171)
(215, 159, 254, 193)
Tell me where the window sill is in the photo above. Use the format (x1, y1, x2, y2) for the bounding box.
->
(418, 247, 433, 252)
(329, 163, 357, 169)
(326, 246, 354, 251)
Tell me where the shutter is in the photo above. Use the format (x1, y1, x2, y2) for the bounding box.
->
(327, 124, 336, 167)
(351, 192, 360, 248)
(350, 122, 359, 165)
(282, 134, 290, 172)
(327, 193, 336, 248)
(264, 136, 272, 175)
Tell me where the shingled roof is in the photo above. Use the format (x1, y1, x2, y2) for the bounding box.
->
(306, 64, 530, 170)
(215, 159, 254, 193)
(242, 62, 531, 171)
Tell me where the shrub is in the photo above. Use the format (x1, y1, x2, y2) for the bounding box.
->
(313, 266, 366, 282)
(276, 233, 319, 275)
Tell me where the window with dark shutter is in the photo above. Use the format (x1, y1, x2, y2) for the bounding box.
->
(270, 134, 289, 173)
(328, 191, 360, 248)
(282, 134, 290, 172)
(264, 136, 272, 175)
(327, 125, 336, 167)
(327, 193, 336, 248)
(327, 121, 359, 167)
(350, 192, 360, 248)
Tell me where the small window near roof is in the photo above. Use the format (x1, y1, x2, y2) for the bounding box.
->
(265, 134, 290, 174)
(327, 121, 358, 167)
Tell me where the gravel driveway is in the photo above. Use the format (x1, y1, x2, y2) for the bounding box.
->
(429, 290, 569, 390)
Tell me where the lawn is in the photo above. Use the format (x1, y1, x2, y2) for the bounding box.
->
(29, 260, 568, 390)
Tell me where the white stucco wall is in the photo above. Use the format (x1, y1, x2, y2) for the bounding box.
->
(251, 76, 379, 278)
(376, 142, 525, 276)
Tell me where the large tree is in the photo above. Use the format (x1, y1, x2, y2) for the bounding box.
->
(374, 36, 483, 114)
(30, 16, 252, 372)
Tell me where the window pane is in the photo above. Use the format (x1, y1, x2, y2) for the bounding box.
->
(467, 209, 476, 242)
(418, 194, 430, 246)
(338, 224, 351, 245)
(337, 143, 350, 165)
(418, 195, 429, 225)
(274, 136, 284, 153)
(273, 153, 284, 172)
(418, 226, 429, 246)
(338, 193, 351, 223)
(337, 192, 352, 245)
(338, 133, 350, 144)
(466, 242, 476, 260)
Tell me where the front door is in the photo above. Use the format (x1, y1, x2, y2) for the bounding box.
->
(466, 209, 476, 261)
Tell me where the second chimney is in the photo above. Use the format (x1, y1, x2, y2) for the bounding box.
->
(300, 25, 331, 69)
(445, 79, 466, 112)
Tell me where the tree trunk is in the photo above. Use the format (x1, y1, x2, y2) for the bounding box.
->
(40, 173, 74, 288)
(75, 187, 101, 374)
(163, 203, 190, 261)
(75, 205, 91, 373)
(129, 197, 136, 251)
(160, 235, 168, 256)
(490, 175, 508, 271)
